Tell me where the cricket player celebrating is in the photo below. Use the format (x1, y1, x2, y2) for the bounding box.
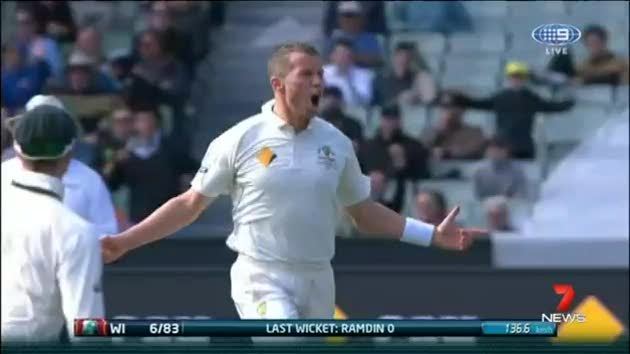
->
(1, 105, 105, 342)
(102, 42, 486, 320)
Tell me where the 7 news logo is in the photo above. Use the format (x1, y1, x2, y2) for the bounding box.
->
(541, 284, 586, 323)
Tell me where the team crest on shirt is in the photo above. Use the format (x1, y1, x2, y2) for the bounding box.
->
(257, 301, 267, 316)
(257, 147, 277, 167)
(317, 145, 336, 169)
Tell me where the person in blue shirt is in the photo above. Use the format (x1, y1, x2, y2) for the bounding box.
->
(14, 7, 64, 80)
(1, 42, 51, 115)
(325, 1, 384, 68)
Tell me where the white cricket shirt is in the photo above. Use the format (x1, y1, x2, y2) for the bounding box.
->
(1, 169, 105, 342)
(2, 158, 119, 237)
(191, 100, 370, 264)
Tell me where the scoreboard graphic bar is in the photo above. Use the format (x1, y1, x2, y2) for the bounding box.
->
(74, 319, 557, 337)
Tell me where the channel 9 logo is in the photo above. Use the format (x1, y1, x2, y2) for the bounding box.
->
(74, 319, 108, 336)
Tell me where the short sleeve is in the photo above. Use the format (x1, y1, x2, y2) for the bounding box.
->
(190, 130, 237, 197)
(337, 145, 371, 207)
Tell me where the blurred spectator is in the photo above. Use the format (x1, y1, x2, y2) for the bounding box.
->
(14, 6, 63, 79)
(369, 169, 405, 213)
(133, 1, 196, 76)
(105, 106, 197, 224)
(323, 1, 387, 37)
(483, 195, 514, 232)
(46, 50, 119, 95)
(374, 41, 438, 106)
(163, 1, 212, 68)
(209, 1, 226, 29)
(473, 136, 528, 200)
(126, 30, 190, 113)
(460, 62, 575, 159)
(325, 1, 384, 68)
(108, 50, 134, 85)
(575, 25, 629, 86)
(359, 103, 430, 180)
(389, 1, 473, 33)
(74, 26, 107, 72)
(2, 42, 51, 115)
(547, 48, 576, 81)
(323, 39, 375, 107)
(415, 189, 447, 226)
(421, 91, 486, 160)
(100, 108, 135, 155)
(318, 86, 363, 152)
(18, 1, 77, 43)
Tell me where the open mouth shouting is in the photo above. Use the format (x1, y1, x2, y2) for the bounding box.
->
(311, 94, 320, 107)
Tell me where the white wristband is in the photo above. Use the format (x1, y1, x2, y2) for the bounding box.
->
(401, 217, 435, 247)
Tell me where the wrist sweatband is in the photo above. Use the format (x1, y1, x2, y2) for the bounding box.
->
(401, 217, 435, 247)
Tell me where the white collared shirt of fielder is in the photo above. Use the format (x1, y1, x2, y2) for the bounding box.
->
(2, 158, 119, 236)
(191, 100, 370, 264)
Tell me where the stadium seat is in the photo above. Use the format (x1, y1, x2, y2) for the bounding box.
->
(574, 85, 615, 106)
(569, 1, 629, 21)
(463, 1, 508, 19)
(430, 160, 484, 180)
(389, 33, 447, 57)
(417, 180, 476, 204)
(344, 105, 368, 130)
(610, 35, 630, 55)
(464, 110, 496, 137)
(508, 1, 567, 17)
(515, 160, 543, 184)
(443, 56, 503, 77)
(503, 51, 551, 72)
(417, 179, 475, 224)
(537, 105, 610, 144)
(448, 33, 507, 54)
(440, 71, 499, 96)
(103, 31, 133, 55)
(615, 85, 629, 107)
(400, 104, 430, 137)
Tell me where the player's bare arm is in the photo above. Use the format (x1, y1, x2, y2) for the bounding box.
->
(345, 200, 488, 251)
(101, 189, 215, 263)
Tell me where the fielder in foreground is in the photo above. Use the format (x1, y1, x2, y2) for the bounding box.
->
(101, 42, 487, 320)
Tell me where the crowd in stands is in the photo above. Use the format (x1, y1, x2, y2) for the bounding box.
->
(2, 1, 224, 228)
(320, 1, 629, 235)
(2, 1, 628, 235)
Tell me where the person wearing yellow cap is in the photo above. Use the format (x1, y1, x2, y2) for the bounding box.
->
(454, 61, 575, 159)
(505, 61, 530, 77)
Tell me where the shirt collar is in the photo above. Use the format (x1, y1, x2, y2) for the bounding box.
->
(12, 167, 64, 200)
(261, 99, 317, 132)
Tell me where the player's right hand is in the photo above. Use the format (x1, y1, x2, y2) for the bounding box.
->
(101, 235, 128, 264)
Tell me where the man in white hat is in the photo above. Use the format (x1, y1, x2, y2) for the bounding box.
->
(2, 95, 119, 236)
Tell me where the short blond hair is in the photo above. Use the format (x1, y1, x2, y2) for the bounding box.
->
(267, 42, 320, 79)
